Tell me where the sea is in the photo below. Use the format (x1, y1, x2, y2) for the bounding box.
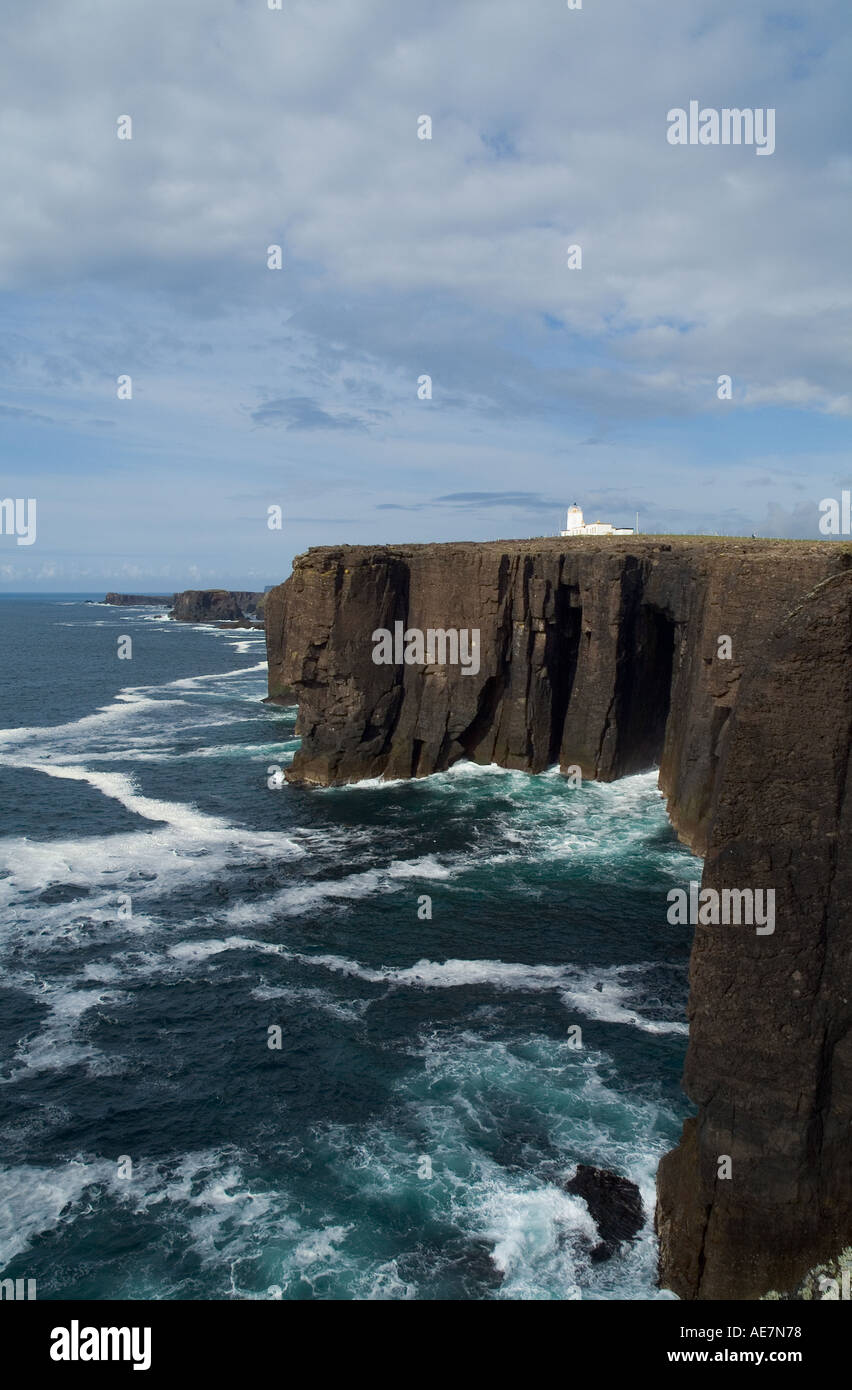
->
(0, 595, 697, 1301)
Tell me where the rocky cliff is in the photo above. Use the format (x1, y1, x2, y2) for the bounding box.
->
(103, 593, 173, 606)
(170, 589, 265, 623)
(265, 537, 852, 1299)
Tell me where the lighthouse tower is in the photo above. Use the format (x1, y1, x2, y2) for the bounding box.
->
(563, 504, 585, 535)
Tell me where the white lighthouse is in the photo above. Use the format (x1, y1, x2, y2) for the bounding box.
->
(560, 503, 633, 538)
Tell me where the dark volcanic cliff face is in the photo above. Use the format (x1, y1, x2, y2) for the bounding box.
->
(266, 537, 852, 1298)
(170, 590, 264, 623)
(656, 566, 852, 1300)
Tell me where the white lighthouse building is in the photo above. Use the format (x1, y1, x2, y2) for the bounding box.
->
(560, 504, 633, 538)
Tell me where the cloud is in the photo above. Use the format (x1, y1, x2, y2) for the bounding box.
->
(0, 403, 54, 425)
(377, 491, 565, 513)
(249, 396, 369, 431)
(1, 0, 849, 408)
(435, 491, 560, 510)
(743, 380, 852, 416)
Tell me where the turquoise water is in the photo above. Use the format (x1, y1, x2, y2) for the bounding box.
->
(0, 597, 696, 1299)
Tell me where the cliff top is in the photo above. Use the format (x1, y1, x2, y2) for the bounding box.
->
(295, 536, 852, 565)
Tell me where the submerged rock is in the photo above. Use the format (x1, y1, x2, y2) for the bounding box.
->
(561, 1163, 644, 1262)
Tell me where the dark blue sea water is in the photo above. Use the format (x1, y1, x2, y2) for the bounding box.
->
(0, 597, 696, 1300)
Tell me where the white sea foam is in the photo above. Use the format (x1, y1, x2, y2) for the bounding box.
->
(168, 936, 265, 963)
(46, 740, 295, 765)
(290, 1224, 352, 1270)
(0, 1147, 297, 1280)
(0, 819, 304, 929)
(158, 937, 685, 1036)
(0, 1158, 118, 1265)
(0, 658, 269, 768)
(356, 1259, 417, 1300)
(6, 761, 238, 832)
(0, 983, 130, 1082)
(250, 983, 370, 1024)
(482, 1182, 596, 1287)
(320, 765, 696, 882)
(0, 693, 189, 750)
(294, 953, 686, 1033)
(223, 855, 452, 925)
(167, 662, 268, 690)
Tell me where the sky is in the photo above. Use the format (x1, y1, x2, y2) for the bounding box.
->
(1, 0, 851, 591)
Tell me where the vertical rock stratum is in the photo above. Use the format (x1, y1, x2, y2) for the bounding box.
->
(265, 537, 852, 1298)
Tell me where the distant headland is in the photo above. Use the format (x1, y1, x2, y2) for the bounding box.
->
(103, 589, 267, 626)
